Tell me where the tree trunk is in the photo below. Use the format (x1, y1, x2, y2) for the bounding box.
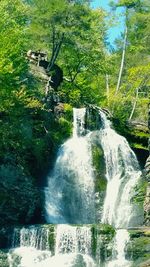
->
(115, 25, 128, 94)
(47, 33, 64, 72)
(106, 74, 109, 104)
(129, 87, 139, 121)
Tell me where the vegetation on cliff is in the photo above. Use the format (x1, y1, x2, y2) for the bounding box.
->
(0, 0, 149, 225)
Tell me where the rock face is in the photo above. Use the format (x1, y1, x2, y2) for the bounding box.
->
(144, 106, 150, 226)
(0, 162, 42, 226)
(127, 228, 150, 267)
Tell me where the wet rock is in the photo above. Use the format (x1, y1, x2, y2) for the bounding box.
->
(127, 228, 150, 266)
(0, 250, 9, 267)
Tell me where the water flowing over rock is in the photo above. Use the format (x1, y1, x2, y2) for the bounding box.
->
(100, 111, 143, 228)
(5, 107, 147, 267)
(7, 224, 114, 267)
(106, 229, 131, 267)
(45, 108, 96, 224)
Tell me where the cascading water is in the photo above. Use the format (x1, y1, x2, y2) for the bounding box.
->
(12, 227, 49, 250)
(8, 225, 96, 267)
(98, 110, 143, 267)
(45, 108, 96, 224)
(99, 111, 142, 228)
(106, 229, 131, 267)
(55, 225, 92, 255)
(7, 107, 143, 267)
(8, 227, 52, 267)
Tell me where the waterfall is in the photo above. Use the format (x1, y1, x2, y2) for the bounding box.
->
(12, 227, 49, 250)
(55, 225, 92, 255)
(99, 111, 142, 228)
(8, 226, 52, 267)
(106, 229, 130, 267)
(45, 108, 95, 224)
(8, 225, 96, 267)
(7, 107, 143, 267)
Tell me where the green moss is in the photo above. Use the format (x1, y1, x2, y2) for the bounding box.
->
(92, 145, 107, 193)
(97, 224, 116, 237)
(129, 229, 150, 238)
(91, 224, 115, 260)
(128, 229, 150, 264)
(132, 180, 148, 205)
(48, 225, 55, 255)
(127, 236, 150, 261)
(91, 226, 97, 257)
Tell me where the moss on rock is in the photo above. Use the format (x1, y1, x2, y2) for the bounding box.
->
(127, 229, 150, 266)
(47, 225, 55, 255)
(92, 145, 106, 193)
(91, 224, 115, 260)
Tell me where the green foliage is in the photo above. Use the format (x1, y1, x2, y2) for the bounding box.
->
(0, 0, 29, 89)
(28, 0, 108, 106)
(0, 0, 149, 227)
(107, 0, 150, 125)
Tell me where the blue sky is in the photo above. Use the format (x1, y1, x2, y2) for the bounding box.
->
(91, 0, 125, 48)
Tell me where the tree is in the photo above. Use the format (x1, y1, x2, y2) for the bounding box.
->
(28, 0, 108, 105)
(107, 0, 150, 123)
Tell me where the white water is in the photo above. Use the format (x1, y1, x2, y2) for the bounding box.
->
(45, 108, 95, 224)
(55, 225, 92, 255)
(8, 225, 96, 267)
(7, 107, 143, 267)
(8, 227, 52, 267)
(100, 111, 142, 228)
(106, 229, 131, 267)
(12, 227, 49, 250)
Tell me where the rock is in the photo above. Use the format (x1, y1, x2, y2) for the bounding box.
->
(144, 105, 150, 226)
(144, 182, 150, 226)
(0, 162, 42, 226)
(139, 260, 150, 267)
(0, 250, 9, 267)
(127, 120, 149, 133)
(127, 228, 150, 266)
(54, 103, 65, 118)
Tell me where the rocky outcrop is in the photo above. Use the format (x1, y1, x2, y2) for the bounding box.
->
(127, 228, 150, 267)
(144, 106, 150, 226)
(0, 162, 43, 226)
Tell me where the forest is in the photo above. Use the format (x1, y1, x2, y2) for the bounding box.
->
(0, 0, 150, 266)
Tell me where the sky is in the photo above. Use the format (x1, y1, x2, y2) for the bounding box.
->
(91, 0, 125, 48)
